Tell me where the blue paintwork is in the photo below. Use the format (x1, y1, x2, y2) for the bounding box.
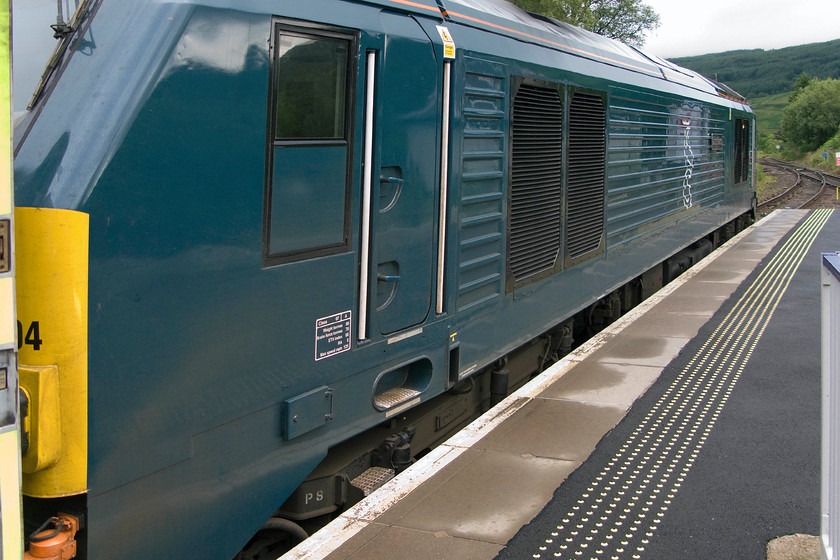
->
(13, 1, 754, 559)
(271, 145, 348, 253)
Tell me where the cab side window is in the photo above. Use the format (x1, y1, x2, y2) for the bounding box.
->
(274, 34, 348, 139)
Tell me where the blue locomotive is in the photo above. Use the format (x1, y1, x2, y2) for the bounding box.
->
(12, 0, 754, 558)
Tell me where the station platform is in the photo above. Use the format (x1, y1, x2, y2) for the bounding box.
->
(283, 208, 837, 560)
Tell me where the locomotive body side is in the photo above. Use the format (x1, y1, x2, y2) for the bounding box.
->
(435, 7, 754, 386)
(12, 1, 754, 558)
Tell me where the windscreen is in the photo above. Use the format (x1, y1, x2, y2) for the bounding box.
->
(12, 0, 68, 118)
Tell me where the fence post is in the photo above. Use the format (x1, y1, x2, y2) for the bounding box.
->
(822, 252, 840, 560)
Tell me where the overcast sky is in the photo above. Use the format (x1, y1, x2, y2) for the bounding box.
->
(640, 0, 840, 59)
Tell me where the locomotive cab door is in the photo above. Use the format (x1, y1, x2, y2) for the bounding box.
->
(360, 13, 439, 337)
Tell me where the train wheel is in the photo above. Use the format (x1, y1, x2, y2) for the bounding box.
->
(234, 518, 307, 560)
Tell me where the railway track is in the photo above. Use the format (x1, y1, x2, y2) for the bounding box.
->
(758, 159, 840, 214)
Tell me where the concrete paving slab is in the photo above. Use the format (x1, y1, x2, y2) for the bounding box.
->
(373, 448, 484, 525)
(708, 250, 766, 267)
(592, 332, 691, 367)
(654, 291, 729, 316)
(485, 399, 627, 461)
(337, 525, 503, 560)
(540, 361, 662, 407)
(735, 239, 785, 250)
(394, 450, 578, 544)
(630, 308, 713, 339)
(690, 265, 753, 284)
(321, 523, 388, 560)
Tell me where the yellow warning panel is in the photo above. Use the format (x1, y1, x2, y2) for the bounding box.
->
(16, 207, 89, 497)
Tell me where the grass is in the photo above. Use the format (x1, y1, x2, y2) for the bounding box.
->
(750, 90, 840, 177)
(755, 162, 777, 201)
(750, 91, 789, 138)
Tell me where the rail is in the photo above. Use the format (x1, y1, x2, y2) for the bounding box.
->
(802, 169, 828, 208)
(822, 251, 840, 560)
(758, 159, 837, 211)
(759, 164, 802, 209)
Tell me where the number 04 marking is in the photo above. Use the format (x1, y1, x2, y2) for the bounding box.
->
(17, 321, 43, 351)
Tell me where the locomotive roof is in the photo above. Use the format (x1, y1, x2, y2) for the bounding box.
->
(366, 0, 747, 104)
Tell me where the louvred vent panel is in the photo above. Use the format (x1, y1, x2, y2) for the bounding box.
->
(509, 84, 563, 282)
(567, 92, 606, 259)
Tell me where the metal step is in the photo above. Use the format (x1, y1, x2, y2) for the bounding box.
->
(349, 467, 395, 497)
(373, 387, 421, 410)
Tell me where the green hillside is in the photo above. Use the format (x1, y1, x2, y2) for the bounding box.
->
(669, 38, 840, 99)
(750, 91, 789, 137)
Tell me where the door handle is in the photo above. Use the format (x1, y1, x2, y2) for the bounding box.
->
(379, 169, 403, 212)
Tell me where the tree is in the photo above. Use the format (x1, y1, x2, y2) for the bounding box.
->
(510, 0, 590, 27)
(788, 72, 812, 104)
(588, 0, 660, 46)
(781, 78, 840, 152)
(509, 0, 660, 47)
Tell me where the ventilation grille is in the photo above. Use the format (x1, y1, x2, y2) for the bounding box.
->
(734, 118, 743, 182)
(606, 92, 725, 249)
(567, 92, 606, 260)
(734, 118, 750, 184)
(509, 84, 563, 282)
(457, 57, 506, 311)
